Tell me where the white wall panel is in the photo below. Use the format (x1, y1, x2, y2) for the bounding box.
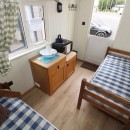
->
(0, 48, 44, 94)
(86, 35, 112, 65)
(113, 0, 130, 52)
(74, 0, 94, 60)
(0, 0, 77, 94)
(44, 0, 77, 43)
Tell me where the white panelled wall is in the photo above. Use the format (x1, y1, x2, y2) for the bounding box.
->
(74, 0, 94, 60)
(86, 36, 112, 65)
(73, 0, 113, 63)
(74, 0, 130, 65)
(0, 0, 130, 93)
(0, 48, 44, 93)
(0, 0, 77, 94)
(113, 0, 130, 51)
(73, 0, 112, 64)
(44, 0, 77, 42)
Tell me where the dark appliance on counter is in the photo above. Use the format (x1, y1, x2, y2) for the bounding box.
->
(56, 34, 63, 43)
(52, 35, 73, 54)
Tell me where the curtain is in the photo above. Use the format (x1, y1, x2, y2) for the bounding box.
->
(0, 0, 19, 75)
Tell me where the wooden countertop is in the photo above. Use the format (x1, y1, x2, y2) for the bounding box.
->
(66, 51, 76, 61)
(29, 53, 66, 69)
(29, 52, 76, 69)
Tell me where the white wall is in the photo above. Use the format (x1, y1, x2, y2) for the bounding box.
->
(74, 0, 130, 65)
(0, 0, 77, 94)
(1, 0, 129, 94)
(113, 0, 130, 51)
(0, 48, 43, 94)
(44, 0, 77, 42)
(74, 0, 94, 60)
(85, 0, 130, 65)
(86, 36, 112, 65)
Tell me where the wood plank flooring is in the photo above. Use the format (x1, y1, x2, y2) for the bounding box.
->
(22, 60, 124, 130)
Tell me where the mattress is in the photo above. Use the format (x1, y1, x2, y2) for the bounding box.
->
(0, 97, 58, 130)
(87, 54, 130, 119)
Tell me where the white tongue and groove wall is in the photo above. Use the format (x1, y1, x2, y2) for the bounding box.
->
(0, 0, 130, 93)
(113, 0, 130, 51)
(74, 0, 130, 64)
(0, 0, 78, 93)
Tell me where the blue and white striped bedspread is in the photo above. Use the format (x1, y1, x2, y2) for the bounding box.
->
(0, 97, 58, 130)
(88, 54, 130, 119)
(91, 54, 130, 101)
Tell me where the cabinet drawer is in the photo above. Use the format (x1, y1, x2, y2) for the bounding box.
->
(48, 58, 66, 74)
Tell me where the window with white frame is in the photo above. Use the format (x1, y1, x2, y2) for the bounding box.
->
(10, 4, 45, 53)
(90, 0, 126, 40)
(10, 11, 27, 52)
(24, 5, 45, 44)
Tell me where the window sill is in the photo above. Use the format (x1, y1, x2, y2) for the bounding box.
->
(9, 43, 46, 61)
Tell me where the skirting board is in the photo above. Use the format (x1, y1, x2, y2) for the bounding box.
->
(21, 86, 35, 98)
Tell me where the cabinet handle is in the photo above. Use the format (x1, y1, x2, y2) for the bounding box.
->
(67, 64, 69, 66)
(57, 65, 60, 69)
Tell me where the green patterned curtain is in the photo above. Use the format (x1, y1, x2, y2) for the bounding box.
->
(0, 0, 19, 75)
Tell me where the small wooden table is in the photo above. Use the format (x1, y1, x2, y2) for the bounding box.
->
(29, 52, 76, 95)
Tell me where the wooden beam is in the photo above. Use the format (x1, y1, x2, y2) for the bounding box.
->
(84, 81, 130, 107)
(84, 89, 130, 116)
(77, 78, 87, 110)
(0, 90, 21, 98)
(105, 47, 110, 57)
(83, 96, 130, 124)
(106, 47, 130, 56)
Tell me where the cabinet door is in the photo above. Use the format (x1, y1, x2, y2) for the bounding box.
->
(66, 56, 76, 79)
(49, 59, 65, 94)
(30, 62, 50, 94)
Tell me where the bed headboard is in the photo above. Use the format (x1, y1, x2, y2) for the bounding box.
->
(105, 47, 130, 57)
(0, 81, 21, 98)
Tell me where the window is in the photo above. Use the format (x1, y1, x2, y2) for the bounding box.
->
(10, 4, 46, 53)
(24, 5, 45, 44)
(90, 0, 126, 40)
(10, 12, 27, 52)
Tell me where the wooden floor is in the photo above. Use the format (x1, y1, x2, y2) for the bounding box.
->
(22, 60, 124, 130)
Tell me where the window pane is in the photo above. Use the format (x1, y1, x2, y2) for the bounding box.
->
(25, 5, 45, 44)
(90, 0, 126, 40)
(10, 13, 27, 52)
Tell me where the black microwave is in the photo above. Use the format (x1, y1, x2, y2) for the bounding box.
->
(52, 39, 73, 54)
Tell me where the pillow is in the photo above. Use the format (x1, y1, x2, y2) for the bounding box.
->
(0, 104, 11, 126)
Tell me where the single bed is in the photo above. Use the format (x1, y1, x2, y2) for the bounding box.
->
(77, 47, 130, 129)
(0, 82, 58, 130)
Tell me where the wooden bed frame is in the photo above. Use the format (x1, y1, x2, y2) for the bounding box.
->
(77, 47, 130, 130)
(0, 81, 21, 98)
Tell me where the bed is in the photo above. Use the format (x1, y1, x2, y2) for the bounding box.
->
(77, 47, 130, 129)
(0, 82, 58, 130)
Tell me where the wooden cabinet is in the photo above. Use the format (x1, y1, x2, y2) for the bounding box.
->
(29, 52, 76, 95)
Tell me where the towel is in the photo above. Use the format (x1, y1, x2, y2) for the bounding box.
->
(37, 54, 59, 64)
